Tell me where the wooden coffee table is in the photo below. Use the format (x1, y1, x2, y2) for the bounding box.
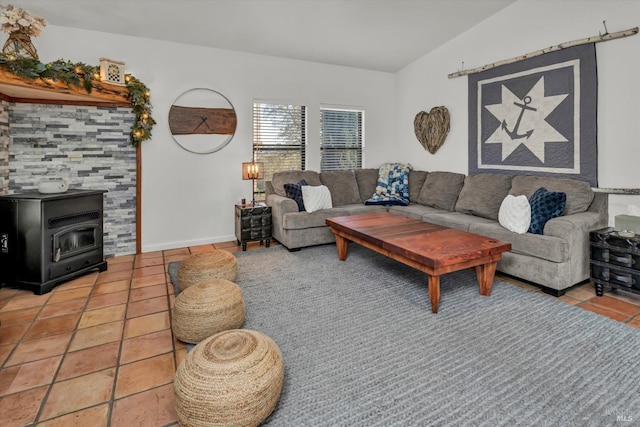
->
(326, 212, 511, 313)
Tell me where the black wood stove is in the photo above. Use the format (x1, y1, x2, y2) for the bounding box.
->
(0, 189, 108, 294)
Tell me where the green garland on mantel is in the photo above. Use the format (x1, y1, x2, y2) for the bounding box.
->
(0, 54, 155, 147)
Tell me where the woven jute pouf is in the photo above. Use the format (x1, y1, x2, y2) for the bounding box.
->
(174, 329, 284, 427)
(177, 250, 237, 291)
(172, 280, 245, 344)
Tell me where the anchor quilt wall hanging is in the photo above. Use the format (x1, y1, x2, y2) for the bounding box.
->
(468, 43, 598, 186)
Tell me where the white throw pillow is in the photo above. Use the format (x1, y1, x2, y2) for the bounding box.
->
(498, 194, 531, 234)
(301, 185, 333, 213)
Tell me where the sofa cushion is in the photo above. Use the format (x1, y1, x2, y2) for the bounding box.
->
(341, 203, 388, 215)
(528, 187, 566, 235)
(272, 170, 322, 197)
(498, 195, 531, 234)
(469, 222, 568, 263)
(509, 175, 593, 215)
(282, 208, 350, 230)
(455, 174, 513, 220)
(355, 168, 379, 203)
(389, 204, 444, 220)
(319, 170, 361, 206)
(365, 163, 413, 206)
(417, 171, 465, 211)
(409, 170, 428, 203)
(302, 185, 333, 213)
(422, 211, 495, 232)
(284, 180, 308, 211)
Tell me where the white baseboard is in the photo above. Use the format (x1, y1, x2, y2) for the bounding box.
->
(142, 234, 236, 253)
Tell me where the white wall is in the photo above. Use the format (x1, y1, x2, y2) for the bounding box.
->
(10, 0, 638, 252)
(394, 0, 640, 225)
(27, 27, 395, 252)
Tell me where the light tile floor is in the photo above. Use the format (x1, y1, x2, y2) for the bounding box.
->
(1, 240, 639, 426)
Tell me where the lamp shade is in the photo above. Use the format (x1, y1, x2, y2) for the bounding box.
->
(242, 162, 264, 180)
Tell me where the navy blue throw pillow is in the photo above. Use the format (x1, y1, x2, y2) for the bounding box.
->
(364, 197, 409, 206)
(284, 179, 308, 211)
(528, 187, 566, 235)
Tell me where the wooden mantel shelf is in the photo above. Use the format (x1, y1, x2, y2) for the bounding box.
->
(0, 67, 131, 107)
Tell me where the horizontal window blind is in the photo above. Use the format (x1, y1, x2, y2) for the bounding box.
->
(320, 107, 363, 171)
(253, 103, 306, 198)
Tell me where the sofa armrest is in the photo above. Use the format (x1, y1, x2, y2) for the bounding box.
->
(544, 211, 607, 241)
(267, 194, 298, 244)
(544, 211, 607, 280)
(267, 194, 298, 216)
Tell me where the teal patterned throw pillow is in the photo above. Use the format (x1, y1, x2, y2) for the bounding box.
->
(528, 187, 566, 234)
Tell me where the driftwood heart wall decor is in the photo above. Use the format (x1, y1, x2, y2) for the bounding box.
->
(413, 106, 450, 154)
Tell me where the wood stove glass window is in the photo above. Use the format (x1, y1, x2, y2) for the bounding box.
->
(52, 225, 99, 262)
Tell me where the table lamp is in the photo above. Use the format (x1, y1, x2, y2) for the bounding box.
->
(242, 161, 264, 205)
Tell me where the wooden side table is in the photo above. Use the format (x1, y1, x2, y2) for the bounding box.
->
(234, 204, 271, 251)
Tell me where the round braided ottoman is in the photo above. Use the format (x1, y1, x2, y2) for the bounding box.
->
(172, 280, 245, 344)
(174, 329, 284, 427)
(178, 250, 237, 291)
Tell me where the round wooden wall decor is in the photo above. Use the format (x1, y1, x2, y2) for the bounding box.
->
(168, 88, 237, 154)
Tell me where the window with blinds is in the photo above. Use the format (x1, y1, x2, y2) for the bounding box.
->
(320, 107, 364, 171)
(252, 102, 306, 199)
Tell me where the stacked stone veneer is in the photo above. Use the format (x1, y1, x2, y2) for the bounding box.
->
(0, 99, 8, 195)
(8, 103, 136, 257)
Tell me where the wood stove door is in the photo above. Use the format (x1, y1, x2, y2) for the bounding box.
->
(52, 223, 99, 262)
(0, 201, 19, 282)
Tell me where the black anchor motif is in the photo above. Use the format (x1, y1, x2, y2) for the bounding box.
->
(501, 95, 537, 140)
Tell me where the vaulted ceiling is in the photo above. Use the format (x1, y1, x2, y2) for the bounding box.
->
(11, 0, 515, 72)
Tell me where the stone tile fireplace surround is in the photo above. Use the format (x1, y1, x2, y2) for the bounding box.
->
(0, 99, 136, 257)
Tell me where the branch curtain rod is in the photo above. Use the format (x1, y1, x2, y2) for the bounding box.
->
(592, 188, 640, 195)
(448, 26, 639, 79)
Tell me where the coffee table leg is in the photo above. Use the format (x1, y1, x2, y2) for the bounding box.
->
(334, 234, 349, 261)
(428, 275, 440, 313)
(475, 261, 498, 296)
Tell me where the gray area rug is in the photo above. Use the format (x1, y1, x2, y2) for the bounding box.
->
(169, 244, 640, 426)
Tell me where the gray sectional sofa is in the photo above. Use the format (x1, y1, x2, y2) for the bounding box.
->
(265, 169, 608, 295)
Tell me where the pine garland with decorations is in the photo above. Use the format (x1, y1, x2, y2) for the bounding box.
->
(0, 53, 155, 147)
(125, 74, 156, 147)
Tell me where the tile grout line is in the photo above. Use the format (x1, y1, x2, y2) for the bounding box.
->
(100, 249, 180, 425)
(0, 292, 52, 372)
(167, 246, 197, 372)
(581, 293, 640, 323)
(102, 250, 175, 424)
(32, 273, 99, 425)
(166, 250, 180, 374)
(103, 260, 135, 427)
